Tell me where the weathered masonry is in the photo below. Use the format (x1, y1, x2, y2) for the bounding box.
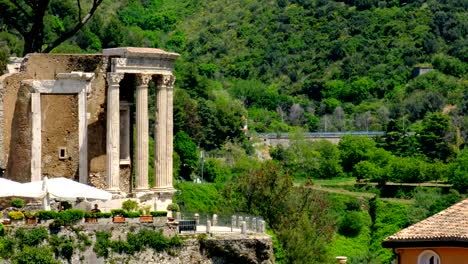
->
(0, 47, 179, 210)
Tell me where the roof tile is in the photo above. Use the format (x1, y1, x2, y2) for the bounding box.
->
(384, 198, 468, 242)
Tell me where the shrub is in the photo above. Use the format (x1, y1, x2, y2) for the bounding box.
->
(122, 200, 139, 212)
(124, 211, 141, 218)
(338, 211, 364, 237)
(85, 212, 112, 219)
(49, 235, 75, 261)
(15, 227, 48, 247)
(11, 246, 59, 264)
(97, 212, 112, 218)
(23, 211, 35, 219)
(110, 239, 133, 254)
(56, 209, 85, 225)
(167, 203, 180, 212)
(150, 211, 167, 217)
(61, 240, 74, 261)
(141, 205, 152, 215)
(345, 198, 362, 211)
(35, 210, 57, 220)
(93, 229, 182, 258)
(49, 219, 65, 229)
(137, 229, 170, 251)
(0, 237, 15, 259)
(11, 198, 24, 208)
(94, 231, 111, 258)
(169, 235, 182, 247)
(0, 223, 4, 236)
(8, 211, 24, 220)
(111, 209, 126, 216)
(126, 232, 143, 252)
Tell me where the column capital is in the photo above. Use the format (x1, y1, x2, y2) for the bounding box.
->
(157, 74, 175, 88)
(136, 74, 152, 87)
(106, 72, 124, 85)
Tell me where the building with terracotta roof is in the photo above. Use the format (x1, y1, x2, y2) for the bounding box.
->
(382, 198, 468, 264)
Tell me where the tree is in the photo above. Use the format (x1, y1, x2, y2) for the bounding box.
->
(311, 140, 343, 179)
(230, 161, 336, 263)
(449, 148, 468, 193)
(418, 112, 454, 162)
(0, 0, 103, 55)
(282, 131, 320, 178)
(174, 131, 198, 180)
(338, 136, 377, 173)
(355, 160, 383, 182)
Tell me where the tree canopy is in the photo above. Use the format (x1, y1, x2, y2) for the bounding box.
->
(0, 0, 103, 55)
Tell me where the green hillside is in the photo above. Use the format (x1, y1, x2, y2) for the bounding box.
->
(2, 1, 468, 140)
(1, 1, 468, 263)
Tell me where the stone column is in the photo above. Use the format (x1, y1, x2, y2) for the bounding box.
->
(165, 75, 175, 191)
(154, 75, 174, 191)
(106, 73, 124, 191)
(135, 74, 152, 191)
(154, 76, 166, 190)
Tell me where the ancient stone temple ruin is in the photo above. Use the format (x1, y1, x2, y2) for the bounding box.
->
(0, 47, 179, 210)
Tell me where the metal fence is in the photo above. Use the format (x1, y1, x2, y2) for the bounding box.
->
(177, 212, 266, 235)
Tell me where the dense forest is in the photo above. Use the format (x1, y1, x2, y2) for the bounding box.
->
(1, 0, 468, 263)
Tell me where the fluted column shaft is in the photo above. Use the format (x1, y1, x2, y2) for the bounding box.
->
(135, 74, 151, 190)
(154, 75, 175, 191)
(106, 73, 124, 191)
(165, 77, 175, 191)
(154, 79, 167, 190)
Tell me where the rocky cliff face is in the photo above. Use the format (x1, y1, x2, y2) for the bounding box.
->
(0, 224, 275, 264)
(97, 235, 274, 264)
(201, 235, 274, 264)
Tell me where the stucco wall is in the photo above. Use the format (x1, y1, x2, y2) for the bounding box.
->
(397, 247, 468, 263)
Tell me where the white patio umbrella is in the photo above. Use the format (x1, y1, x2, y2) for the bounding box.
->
(0, 178, 45, 198)
(22, 177, 112, 210)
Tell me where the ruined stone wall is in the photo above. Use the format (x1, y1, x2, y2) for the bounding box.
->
(41, 94, 79, 178)
(1, 54, 108, 183)
(0, 73, 25, 171)
(5, 81, 32, 182)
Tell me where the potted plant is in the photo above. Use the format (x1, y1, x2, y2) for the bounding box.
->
(24, 211, 37, 225)
(121, 200, 140, 223)
(139, 205, 153, 223)
(166, 203, 180, 221)
(0, 212, 8, 225)
(8, 211, 25, 225)
(111, 209, 126, 223)
(35, 210, 57, 225)
(11, 198, 24, 209)
(122, 200, 138, 212)
(56, 209, 85, 226)
(84, 212, 98, 223)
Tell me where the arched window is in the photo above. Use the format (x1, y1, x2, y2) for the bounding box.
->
(418, 250, 441, 264)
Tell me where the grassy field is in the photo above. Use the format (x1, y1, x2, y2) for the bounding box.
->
(294, 177, 356, 187)
(295, 177, 415, 204)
